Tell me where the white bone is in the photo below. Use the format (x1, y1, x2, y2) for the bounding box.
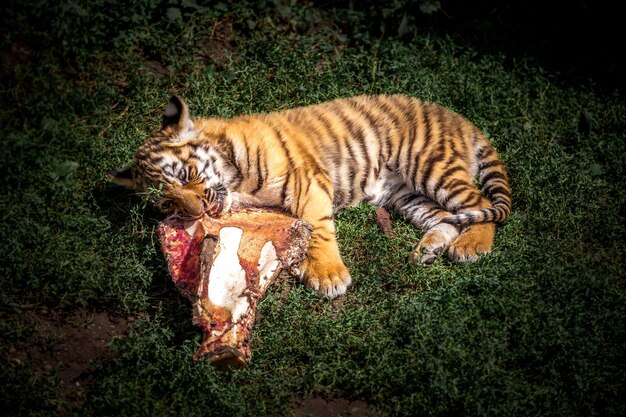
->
(257, 241, 280, 291)
(208, 227, 249, 322)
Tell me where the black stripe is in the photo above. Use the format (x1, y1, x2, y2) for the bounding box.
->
(273, 127, 295, 167)
(415, 205, 444, 224)
(253, 146, 264, 193)
(199, 160, 209, 175)
(390, 192, 412, 210)
(397, 193, 429, 211)
(317, 178, 333, 199)
(419, 149, 446, 192)
(481, 171, 507, 185)
(313, 232, 332, 242)
(261, 151, 269, 188)
(335, 107, 359, 206)
(452, 120, 469, 162)
(485, 185, 510, 200)
(337, 116, 358, 164)
(496, 207, 508, 221)
(454, 193, 482, 210)
(350, 99, 384, 176)
(313, 108, 341, 155)
(490, 200, 511, 212)
(479, 160, 504, 170)
(378, 182, 406, 208)
(419, 106, 446, 191)
(229, 171, 243, 189)
(223, 142, 243, 180)
(408, 103, 432, 186)
(421, 104, 434, 149)
(148, 156, 164, 165)
(431, 165, 465, 198)
(280, 172, 291, 205)
(409, 154, 420, 190)
(312, 108, 347, 206)
(376, 96, 402, 139)
(441, 180, 472, 207)
(436, 106, 451, 152)
(343, 155, 357, 206)
(293, 176, 301, 214)
(245, 140, 252, 172)
(337, 105, 371, 192)
(345, 168, 356, 205)
(394, 97, 416, 169)
(375, 100, 395, 163)
(445, 112, 463, 160)
(300, 110, 332, 160)
(477, 146, 495, 160)
(304, 176, 313, 196)
(269, 125, 300, 210)
(440, 108, 461, 169)
(333, 190, 345, 207)
(386, 97, 411, 169)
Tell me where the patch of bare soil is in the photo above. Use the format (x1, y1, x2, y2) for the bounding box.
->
(199, 19, 237, 70)
(142, 59, 169, 79)
(7, 309, 129, 404)
(292, 398, 378, 417)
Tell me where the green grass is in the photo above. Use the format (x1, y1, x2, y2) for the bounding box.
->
(1, 1, 624, 416)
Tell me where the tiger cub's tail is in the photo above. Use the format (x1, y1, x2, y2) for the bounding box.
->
(442, 133, 512, 226)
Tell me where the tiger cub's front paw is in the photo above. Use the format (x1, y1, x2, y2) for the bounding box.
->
(300, 255, 351, 299)
(410, 223, 460, 266)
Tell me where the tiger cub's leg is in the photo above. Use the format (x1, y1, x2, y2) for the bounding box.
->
(435, 179, 495, 262)
(447, 196, 495, 262)
(294, 180, 351, 298)
(383, 188, 459, 265)
(449, 222, 495, 262)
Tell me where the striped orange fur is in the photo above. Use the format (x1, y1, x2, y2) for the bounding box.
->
(110, 94, 511, 298)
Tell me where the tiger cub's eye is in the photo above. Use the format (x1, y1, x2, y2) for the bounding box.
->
(160, 199, 173, 210)
(178, 168, 187, 182)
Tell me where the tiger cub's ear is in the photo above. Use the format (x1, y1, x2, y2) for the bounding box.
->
(162, 95, 193, 132)
(107, 167, 135, 189)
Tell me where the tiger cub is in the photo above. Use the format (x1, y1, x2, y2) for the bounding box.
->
(110, 94, 511, 298)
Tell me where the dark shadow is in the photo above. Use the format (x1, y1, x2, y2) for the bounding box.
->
(92, 183, 199, 345)
(324, 0, 623, 94)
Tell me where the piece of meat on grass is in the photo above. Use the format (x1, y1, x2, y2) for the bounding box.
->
(157, 209, 311, 369)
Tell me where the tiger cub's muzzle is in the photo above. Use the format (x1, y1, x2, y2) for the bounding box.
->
(156, 184, 231, 218)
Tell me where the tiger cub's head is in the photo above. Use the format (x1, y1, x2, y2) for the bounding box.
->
(108, 96, 236, 217)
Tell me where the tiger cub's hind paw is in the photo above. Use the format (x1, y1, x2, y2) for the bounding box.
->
(410, 223, 459, 266)
(300, 257, 351, 299)
(447, 223, 494, 263)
